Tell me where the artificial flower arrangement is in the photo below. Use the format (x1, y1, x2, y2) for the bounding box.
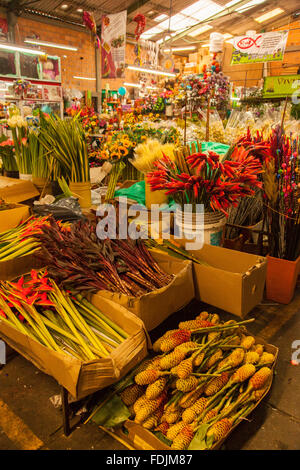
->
(147, 146, 262, 215)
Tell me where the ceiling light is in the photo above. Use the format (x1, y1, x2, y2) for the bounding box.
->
(61, 4, 68, 9)
(73, 76, 96, 80)
(201, 43, 210, 47)
(124, 82, 141, 88)
(223, 33, 233, 39)
(140, 26, 165, 39)
(181, 0, 223, 19)
(0, 43, 46, 55)
(225, 0, 242, 7)
(24, 38, 78, 51)
(146, 85, 158, 90)
(127, 65, 176, 77)
(155, 14, 168, 22)
(255, 7, 284, 23)
(189, 24, 213, 37)
(77, 8, 83, 13)
(235, 0, 266, 13)
(163, 46, 196, 52)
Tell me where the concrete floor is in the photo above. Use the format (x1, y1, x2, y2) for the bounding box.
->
(0, 284, 300, 450)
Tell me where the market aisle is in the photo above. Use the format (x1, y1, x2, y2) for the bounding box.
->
(0, 288, 300, 451)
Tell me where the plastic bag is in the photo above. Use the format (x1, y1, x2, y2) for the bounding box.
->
(33, 196, 84, 221)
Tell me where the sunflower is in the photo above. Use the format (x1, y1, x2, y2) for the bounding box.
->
(101, 150, 109, 159)
(118, 146, 129, 157)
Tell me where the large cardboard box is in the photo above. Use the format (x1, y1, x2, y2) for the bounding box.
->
(0, 296, 150, 400)
(0, 176, 39, 203)
(92, 250, 195, 331)
(153, 242, 267, 318)
(0, 203, 30, 232)
(111, 334, 278, 450)
(0, 252, 43, 281)
(189, 244, 267, 318)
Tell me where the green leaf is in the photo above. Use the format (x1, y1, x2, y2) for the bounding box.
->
(153, 431, 172, 447)
(188, 424, 210, 450)
(92, 394, 131, 428)
(206, 434, 215, 449)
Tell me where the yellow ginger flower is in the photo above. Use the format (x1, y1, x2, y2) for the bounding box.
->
(204, 372, 230, 396)
(178, 387, 203, 408)
(155, 421, 169, 435)
(120, 384, 144, 406)
(207, 418, 232, 443)
(142, 405, 164, 430)
(163, 408, 182, 424)
(206, 349, 223, 369)
(182, 397, 208, 424)
(160, 330, 191, 353)
(171, 365, 178, 375)
(135, 391, 167, 424)
(222, 320, 238, 336)
(146, 377, 167, 400)
(171, 424, 195, 450)
(251, 344, 264, 356)
(133, 394, 149, 414)
(208, 331, 221, 342)
(252, 385, 270, 401)
(166, 420, 186, 441)
(193, 352, 205, 367)
(249, 367, 272, 390)
(135, 369, 162, 385)
(240, 335, 256, 350)
(210, 314, 220, 325)
(243, 351, 260, 365)
(176, 376, 198, 393)
(202, 408, 218, 423)
(196, 311, 209, 321)
(152, 329, 178, 352)
(231, 364, 256, 384)
(258, 352, 275, 366)
(218, 348, 244, 370)
(160, 349, 186, 370)
(175, 341, 199, 353)
(176, 357, 194, 379)
(146, 356, 162, 370)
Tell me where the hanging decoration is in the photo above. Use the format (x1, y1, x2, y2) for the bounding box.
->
(83, 11, 100, 48)
(101, 11, 127, 79)
(133, 14, 146, 42)
(13, 79, 31, 97)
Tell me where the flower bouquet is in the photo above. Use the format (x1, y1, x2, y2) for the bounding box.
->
(0, 136, 18, 176)
(8, 113, 32, 178)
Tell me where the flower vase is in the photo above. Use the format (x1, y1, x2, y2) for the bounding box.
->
(175, 209, 226, 247)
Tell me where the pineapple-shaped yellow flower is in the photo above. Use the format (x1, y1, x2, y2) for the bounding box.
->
(171, 424, 195, 450)
(146, 377, 167, 400)
(166, 420, 186, 441)
(243, 351, 260, 365)
(135, 390, 167, 424)
(230, 364, 256, 384)
(204, 372, 230, 396)
(206, 418, 232, 443)
(240, 335, 255, 350)
(120, 384, 144, 406)
(258, 352, 275, 366)
(182, 397, 208, 424)
(160, 349, 186, 370)
(176, 375, 198, 393)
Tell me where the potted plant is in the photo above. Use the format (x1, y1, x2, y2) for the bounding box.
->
(29, 130, 52, 196)
(147, 145, 262, 246)
(38, 114, 91, 208)
(262, 127, 300, 304)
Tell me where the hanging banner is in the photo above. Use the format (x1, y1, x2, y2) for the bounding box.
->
(230, 31, 288, 65)
(263, 75, 300, 98)
(101, 10, 127, 79)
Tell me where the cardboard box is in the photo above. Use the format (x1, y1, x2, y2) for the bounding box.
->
(0, 253, 43, 281)
(0, 203, 30, 232)
(111, 334, 278, 450)
(190, 244, 267, 318)
(91, 250, 195, 331)
(154, 242, 267, 318)
(0, 176, 39, 203)
(0, 296, 151, 400)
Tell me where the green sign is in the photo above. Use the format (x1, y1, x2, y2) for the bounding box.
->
(263, 75, 300, 98)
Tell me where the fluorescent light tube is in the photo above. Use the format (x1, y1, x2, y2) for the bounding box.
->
(255, 8, 284, 23)
(124, 82, 141, 88)
(24, 39, 78, 51)
(127, 65, 176, 77)
(73, 76, 96, 80)
(189, 25, 213, 37)
(0, 43, 46, 55)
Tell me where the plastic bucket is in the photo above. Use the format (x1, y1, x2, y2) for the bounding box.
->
(175, 209, 226, 246)
(19, 173, 32, 181)
(145, 181, 168, 209)
(266, 255, 300, 304)
(69, 181, 92, 209)
(32, 177, 52, 195)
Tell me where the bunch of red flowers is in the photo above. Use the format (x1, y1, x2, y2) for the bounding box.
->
(147, 147, 262, 215)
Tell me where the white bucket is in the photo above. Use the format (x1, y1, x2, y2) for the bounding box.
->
(175, 209, 226, 247)
(19, 173, 32, 181)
